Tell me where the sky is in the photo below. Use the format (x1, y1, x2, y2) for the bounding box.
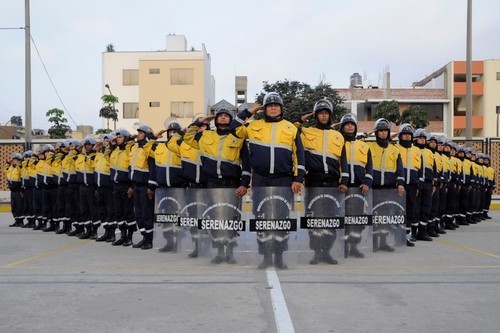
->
(1, 0, 499, 131)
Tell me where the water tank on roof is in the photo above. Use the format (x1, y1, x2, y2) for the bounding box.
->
(350, 73, 362, 88)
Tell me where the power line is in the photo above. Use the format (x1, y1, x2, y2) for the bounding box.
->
(29, 33, 78, 128)
(0, 27, 24, 30)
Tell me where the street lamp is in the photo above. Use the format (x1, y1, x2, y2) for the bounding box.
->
(496, 106, 500, 137)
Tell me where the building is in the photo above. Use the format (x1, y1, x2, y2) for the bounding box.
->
(413, 59, 500, 137)
(102, 34, 215, 130)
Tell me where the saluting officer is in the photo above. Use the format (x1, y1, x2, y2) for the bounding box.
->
(230, 92, 305, 270)
(4, 153, 24, 227)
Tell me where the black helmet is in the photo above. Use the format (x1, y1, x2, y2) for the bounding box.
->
(374, 118, 391, 131)
(214, 107, 234, 122)
(340, 113, 358, 127)
(167, 122, 181, 131)
(313, 99, 333, 115)
(399, 123, 414, 135)
(115, 128, 131, 139)
(263, 92, 283, 108)
(414, 128, 427, 139)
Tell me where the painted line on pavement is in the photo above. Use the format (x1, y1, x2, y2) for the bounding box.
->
(2, 240, 91, 268)
(266, 268, 295, 333)
(435, 239, 500, 259)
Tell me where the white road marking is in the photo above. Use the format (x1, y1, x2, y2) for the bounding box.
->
(266, 268, 295, 333)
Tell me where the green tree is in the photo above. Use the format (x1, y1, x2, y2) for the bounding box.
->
(100, 93, 119, 130)
(255, 80, 345, 123)
(106, 43, 115, 52)
(96, 128, 113, 135)
(46, 108, 71, 139)
(374, 100, 401, 125)
(400, 105, 429, 129)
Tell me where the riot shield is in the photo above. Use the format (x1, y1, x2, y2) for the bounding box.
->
(248, 187, 298, 269)
(344, 188, 373, 259)
(372, 188, 406, 252)
(177, 188, 209, 259)
(298, 187, 345, 265)
(154, 187, 188, 254)
(197, 188, 246, 265)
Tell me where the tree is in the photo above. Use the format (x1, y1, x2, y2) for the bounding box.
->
(255, 80, 346, 124)
(46, 108, 71, 139)
(374, 100, 401, 125)
(400, 105, 429, 129)
(100, 93, 119, 130)
(96, 128, 113, 135)
(106, 43, 115, 52)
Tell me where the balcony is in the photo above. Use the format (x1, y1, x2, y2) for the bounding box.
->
(453, 116, 484, 129)
(454, 82, 483, 96)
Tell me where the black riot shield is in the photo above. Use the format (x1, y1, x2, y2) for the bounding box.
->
(372, 189, 407, 252)
(344, 188, 373, 259)
(197, 188, 246, 265)
(177, 188, 209, 259)
(249, 187, 298, 269)
(298, 187, 345, 265)
(154, 187, 187, 254)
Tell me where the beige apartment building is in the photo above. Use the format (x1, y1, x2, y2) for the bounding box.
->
(102, 34, 215, 131)
(414, 59, 500, 137)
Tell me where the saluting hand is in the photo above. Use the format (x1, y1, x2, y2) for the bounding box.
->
(249, 105, 263, 115)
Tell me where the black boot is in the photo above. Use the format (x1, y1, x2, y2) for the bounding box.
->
(67, 224, 81, 236)
(65, 222, 73, 235)
(226, 243, 237, 264)
(112, 229, 126, 246)
(309, 250, 321, 265)
(96, 228, 110, 242)
(132, 236, 146, 248)
(55, 221, 65, 234)
(210, 244, 225, 264)
(417, 225, 433, 241)
(188, 240, 199, 258)
(79, 226, 92, 239)
(274, 252, 287, 269)
(90, 226, 98, 240)
(427, 223, 439, 238)
(435, 220, 446, 234)
(25, 218, 35, 229)
(106, 228, 116, 243)
(484, 212, 492, 219)
(349, 237, 365, 258)
(321, 250, 338, 264)
(141, 236, 153, 250)
(159, 233, 174, 252)
(410, 226, 418, 242)
(122, 229, 134, 247)
(378, 234, 395, 252)
(407, 239, 415, 247)
(258, 241, 273, 269)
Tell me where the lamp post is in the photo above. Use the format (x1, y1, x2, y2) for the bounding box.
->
(496, 106, 500, 137)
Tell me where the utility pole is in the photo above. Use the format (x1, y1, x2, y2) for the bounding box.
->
(25, 0, 32, 149)
(465, 0, 473, 141)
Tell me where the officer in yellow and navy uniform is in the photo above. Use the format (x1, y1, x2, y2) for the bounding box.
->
(413, 129, 436, 241)
(152, 122, 186, 253)
(94, 134, 115, 243)
(299, 99, 348, 265)
(52, 141, 68, 234)
(395, 123, 421, 246)
(63, 140, 82, 236)
(470, 150, 483, 223)
(230, 92, 305, 270)
(4, 153, 24, 227)
(30, 147, 43, 230)
(76, 136, 100, 239)
(20, 150, 35, 228)
(37, 145, 57, 232)
(463, 147, 478, 224)
(184, 107, 251, 264)
(167, 123, 208, 258)
(475, 153, 488, 222)
(129, 124, 157, 250)
(436, 136, 450, 232)
(482, 154, 495, 219)
(426, 134, 445, 237)
(441, 140, 458, 230)
(456, 145, 471, 225)
(339, 113, 373, 258)
(109, 129, 136, 247)
(368, 118, 405, 252)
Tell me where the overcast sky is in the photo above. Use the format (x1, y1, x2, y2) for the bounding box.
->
(1, 0, 499, 131)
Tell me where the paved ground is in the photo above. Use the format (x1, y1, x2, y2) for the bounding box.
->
(0, 212, 499, 333)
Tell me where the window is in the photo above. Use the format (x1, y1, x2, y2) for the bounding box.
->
(123, 103, 139, 119)
(171, 68, 194, 85)
(123, 69, 138, 85)
(149, 68, 160, 74)
(171, 102, 194, 118)
(497, 72, 500, 80)
(149, 102, 160, 107)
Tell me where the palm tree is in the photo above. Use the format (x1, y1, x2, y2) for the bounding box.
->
(100, 93, 119, 130)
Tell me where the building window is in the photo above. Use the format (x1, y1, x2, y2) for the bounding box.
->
(149, 102, 160, 107)
(149, 68, 160, 74)
(171, 102, 194, 118)
(171, 68, 194, 85)
(123, 69, 139, 85)
(123, 103, 139, 119)
(497, 72, 500, 80)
